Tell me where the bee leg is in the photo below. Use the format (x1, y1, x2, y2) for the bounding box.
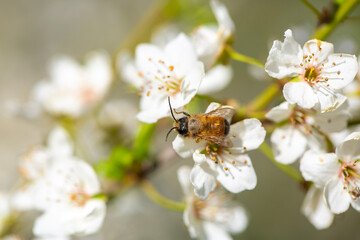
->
(173, 109, 190, 117)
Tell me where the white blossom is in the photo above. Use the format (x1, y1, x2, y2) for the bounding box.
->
(173, 103, 265, 199)
(266, 101, 348, 164)
(123, 33, 204, 123)
(300, 132, 360, 214)
(301, 185, 334, 230)
(178, 166, 248, 240)
(192, 0, 234, 94)
(32, 51, 112, 118)
(265, 29, 358, 112)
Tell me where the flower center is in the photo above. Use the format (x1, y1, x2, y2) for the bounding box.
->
(69, 191, 90, 207)
(340, 160, 360, 200)
(304, 67, 319, 83)
(139, 58, 182, 98)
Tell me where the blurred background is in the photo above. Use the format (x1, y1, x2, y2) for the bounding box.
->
(1, 0, 360, 239)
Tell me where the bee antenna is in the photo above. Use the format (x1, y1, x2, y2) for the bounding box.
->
(168, 97, 178, 121)
(165, 127, 177, 142)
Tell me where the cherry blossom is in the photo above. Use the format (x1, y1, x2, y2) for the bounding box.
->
(178, 166, 248, 240)
(300, 132, 360, 214)
(266, 101, 348, 164)
(173, 103, 265, 199)
(265, 29, 358, 112)
(32, 51, 112, 118)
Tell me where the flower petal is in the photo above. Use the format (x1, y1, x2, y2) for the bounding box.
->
(324, 177, 350, 214)
(210, 0, 235, 32)
(219, 206, 248, 234)
(177, 166, 193, 197)
(321, 54, 358, 89)
(215, 153, 257, 193)
(137, 93, 169, 123)
(117, 51, 144, 89)
(336, 131, 360, 160)
(164, 33, 198, 77)
(302, 40, 334, 65)
(300, 150, 339, 187)
(203, 221, 232, 240)
(198, 65, 232, 94)
(270, 125, 307, 164)
(301, 185, 334, 230)
(190, 164, 217, 200)
(313, 87, 347, 113)
(283, 81, 317, 109)
(228, 119, 265, 152)
(265, 29, 303, 79)
(172, 135, 206, 159)
(265, 101, 293, 123)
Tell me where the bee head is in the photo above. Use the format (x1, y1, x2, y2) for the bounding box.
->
(174, 117, 188, 136)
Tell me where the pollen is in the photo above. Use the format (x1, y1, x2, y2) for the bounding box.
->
(243, 147, 247, 150)
(138, 72, 143, 77)
(224, 167, 228, 171)
(244, 160, 248, 164)
(169, 66, 174, 71)
(232, 161, 235, 164)
(337, 71, 340, 75)
(146, 91, 150, 97)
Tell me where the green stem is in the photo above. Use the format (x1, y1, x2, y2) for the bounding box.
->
(248, 82, 280, 112)
(133, 123, 157, 161)
(140, 180, 186, 212)
(312, 0, 360, 40)
(299, 0, 322, 18)
(259, 142, 303, 183)
(227, 47, 265, 69)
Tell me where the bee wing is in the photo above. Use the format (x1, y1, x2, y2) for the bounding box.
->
(204, 135, 233, 148)
(206, 106, 236, 123)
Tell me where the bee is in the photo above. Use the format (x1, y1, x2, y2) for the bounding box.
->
(166, 97, 236, 148)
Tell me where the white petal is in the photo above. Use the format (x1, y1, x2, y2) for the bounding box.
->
(324, 177, 350, 214)
(270, 125, 307, 164)
(47, 126, 73, 159)
(172, 135, 206, 158)
(265, 29, 303, 79)
(198, 65, 232, 94)
(283, 81, 317, 109)
(84, 51, 112, 95)
(177, 166, 193, 196)
(203, 222, 232, 240)
(265, 101, 293, 123)
(303, 40, 334, 65)
(117, 51, 144, 89)
(336, 132, 360, 160)
(135, 44, 165, 77)
(321, 54, 358, 89)
(313, 108, 349, 133)
(301, 186, 334, 230)
(229, 119, 266, 152)
(137, 93, 169, 123)
(210, 0, 235, 32)
(350, 197, 360, 212)
(215, 153, 257, 193)
(300, 151, 339, 187)
(220, 206, 248, 234)
(33, 200, 106, 237)
(313, 87, 347, 113)
(164, 33, 198, 77)
(48, 56, 82, 87)
(190, 164, 217, 200)
(171, 61, 204, 108)
(183, 205, 203, 239)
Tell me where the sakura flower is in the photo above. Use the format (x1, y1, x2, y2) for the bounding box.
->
(342, 56, 360, 120)
(33, 51, 112, 118)
(192, 0, 234, 94)
(33, 159, 106, 238)
(173, 103, 265, 199)
(12, 126, 73, 211)
(300, 132, 360, 214)
(301, 185, 334, 230)
(178, 166, 248, 240)
(265, 29, 358, 112)
(266, 101, 348, 164)
(131, 33, 204, 123)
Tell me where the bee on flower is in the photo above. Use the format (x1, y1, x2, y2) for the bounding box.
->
(172, 102, 265, 200)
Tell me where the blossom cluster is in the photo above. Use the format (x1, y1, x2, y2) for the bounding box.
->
(2, 0, 360, 239)
(265, 29, 360, 229)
